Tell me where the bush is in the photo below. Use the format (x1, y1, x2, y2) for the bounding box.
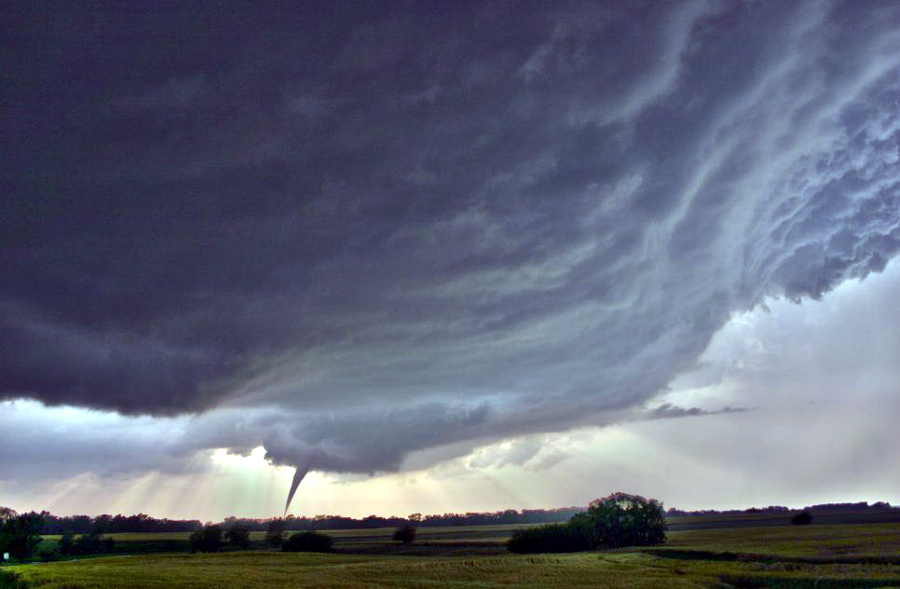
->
(507, 522, 595, 554)
(0, 570, 28, 589)
(281, 531, 333, 553)
(72, 530, 113, 555)
(189, 525, 223, 553)
(58, 531, 74, 555)
(791, 511, 813, 525)
(392, 525, 416, 544)
(225, 524, 251, 549)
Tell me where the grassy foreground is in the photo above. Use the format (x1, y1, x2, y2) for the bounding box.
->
(3, 523, 900, 588)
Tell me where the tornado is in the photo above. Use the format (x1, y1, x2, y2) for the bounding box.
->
(284, 463, 311, 517)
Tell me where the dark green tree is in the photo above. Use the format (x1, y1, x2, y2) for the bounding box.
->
(189, 524, 222, 553)
(281, 531, 332, 553)
(225, 524, 251, 549)
(58, 531, 75, 555)
(0, 512, 44, 562)
(265, 519, 285, 548)
(791, 511, 812, 525)
(586, 492, 667, 548)
(392, 524, 416, 544)
(73, 530, 110, 555)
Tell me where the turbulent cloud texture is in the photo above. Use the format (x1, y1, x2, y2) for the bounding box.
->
(2, 1, 900, 477)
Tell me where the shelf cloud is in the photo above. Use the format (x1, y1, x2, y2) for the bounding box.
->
(2, 1, 899, 482)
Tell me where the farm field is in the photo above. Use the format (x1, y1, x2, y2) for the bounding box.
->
(4, 522, 900, 588)
(35, 524, 533, 557)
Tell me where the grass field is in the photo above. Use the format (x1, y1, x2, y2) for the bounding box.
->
(34, 525, 532, 557)
(4, 521, 900, 588)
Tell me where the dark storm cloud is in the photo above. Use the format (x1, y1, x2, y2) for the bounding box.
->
(3, 2, 900, 474)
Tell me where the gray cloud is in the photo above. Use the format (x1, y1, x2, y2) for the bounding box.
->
(2, 1, 900, 477)
(641, 404, 749, 421)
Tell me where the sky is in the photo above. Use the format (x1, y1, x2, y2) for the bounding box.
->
(2, 1, 899, 521)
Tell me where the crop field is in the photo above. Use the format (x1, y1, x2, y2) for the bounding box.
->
(4, 521, 900, 588)
(35, 524, 530, 557)
(39, 523, 535, 543)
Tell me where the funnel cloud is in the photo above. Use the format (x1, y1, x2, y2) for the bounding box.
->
(284, 463, 311, 517)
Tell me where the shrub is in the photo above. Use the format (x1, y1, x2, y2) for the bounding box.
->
(58, 531, 74, 555)
(281, 531, 333, 553)
(225, 524, 251, 549)
(189, 525, 223, 553)
(0, 570, 28, 589)
(392, 525, 416, 544)
(791, 511, 813, 525)
(507, 522, 595, 554)
(73, 530, 112, 555)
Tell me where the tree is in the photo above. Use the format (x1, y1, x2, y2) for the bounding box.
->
(265, 518, 285, 548)
(392, 524, 416, 544)
(281, 531, 332, 553)
(58, 531, 75, 555)
(73, 529, 113, 555)
(0, 507, 16, 523)
(225, 524, 251, 549)
(408, 513, 422, 523)
(791, 511, 812, 525)
(189, 524, 222, 553)
(585, 492, 667, 549)
(0, 512, 44, 562)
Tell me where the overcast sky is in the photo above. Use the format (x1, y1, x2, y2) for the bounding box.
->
(2, 1, 899, 520)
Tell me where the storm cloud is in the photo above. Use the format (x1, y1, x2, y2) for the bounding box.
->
(3, 1, 900, 477)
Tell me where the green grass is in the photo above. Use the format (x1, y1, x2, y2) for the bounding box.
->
(5, 522, 900, 588)
(663, 523, 900, 558)
(3, 551, 708, 588)
(6, 549, 900, 589)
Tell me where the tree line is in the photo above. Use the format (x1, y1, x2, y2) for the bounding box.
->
(30, 511, 202, 534)
(1, 506, 583, 535)
(228, 507, 584, 531)
(666, 501, 894, 517)
(6, 500, 895, 536)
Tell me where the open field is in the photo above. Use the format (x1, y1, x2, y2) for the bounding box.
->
(35, 525, 534, 557)
(5, 521, 900, 588)
(662, 523, 900, 559)
(665, 510, 900, 531)
(38, 523, 536, 543)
